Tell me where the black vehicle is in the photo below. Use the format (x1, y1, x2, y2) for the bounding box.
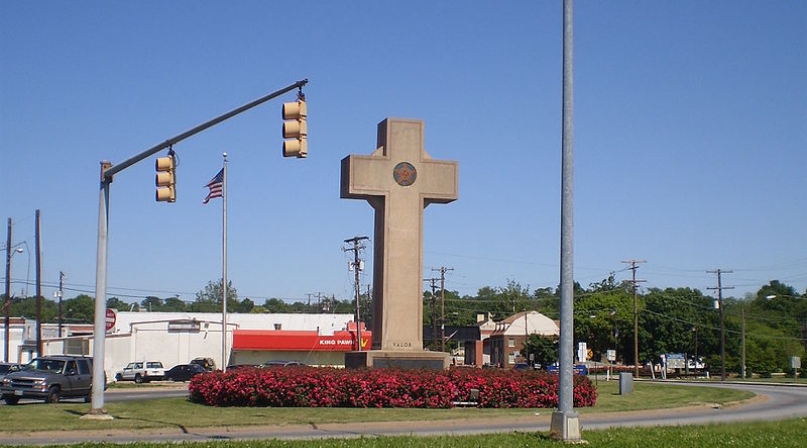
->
(189, 357, 217, 372)
(164, 363, 206, 382)
(0, 363, 22, 382)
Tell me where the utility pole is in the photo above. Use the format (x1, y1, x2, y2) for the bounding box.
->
(424, 277, 439, 350)
(432, 267, 453, 352)
(4, 218, 12, 363)
(344, 236, 368, 351)
(57, 271, 65, 337)
(741, 307, 746, 379)
(35, 209, 42, 357)
(622, 259, 646, 377)
(708, 269, 733, 382)
(366, 284, 372, 330)
(313, 292, 324, 313)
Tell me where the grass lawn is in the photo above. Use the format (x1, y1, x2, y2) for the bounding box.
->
(6, 419, 806, 447)
(0, 381, 753, 433)
(2, 380, 803, 447)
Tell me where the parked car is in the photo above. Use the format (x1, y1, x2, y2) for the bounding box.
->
(0, 355, 99, 404)
(115, 361, 166, 383)
(227, 364, 260, 370)
(163, 364, 206, 382)
(190, 357, 217, 372)
(261, 360, 306, 368)
(546, 364, 589, 375)
(0, 362, 22, 382)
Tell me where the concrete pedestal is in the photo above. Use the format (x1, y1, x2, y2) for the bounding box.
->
(619, 372, 634, 394)
(345, 350, 449, 370)
(550, 410, 581, 442)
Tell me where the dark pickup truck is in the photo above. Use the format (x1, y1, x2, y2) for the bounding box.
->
(0, 355, 99, 404)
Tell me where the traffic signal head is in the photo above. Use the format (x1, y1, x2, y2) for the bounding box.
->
(282, 99, 307, 158)
(155, 154, 176, 202)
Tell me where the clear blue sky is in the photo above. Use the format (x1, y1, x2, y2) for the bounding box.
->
(2, 1, 805, 306)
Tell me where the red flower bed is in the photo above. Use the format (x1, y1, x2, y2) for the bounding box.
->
(189, 367, 597, 409)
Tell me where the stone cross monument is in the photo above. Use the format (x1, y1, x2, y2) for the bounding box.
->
(341, 118, 458, 369)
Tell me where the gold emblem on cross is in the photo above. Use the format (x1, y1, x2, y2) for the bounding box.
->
(393, 162, 417, 187)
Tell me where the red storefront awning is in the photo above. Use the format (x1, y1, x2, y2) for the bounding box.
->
(232, 329, 371, 352)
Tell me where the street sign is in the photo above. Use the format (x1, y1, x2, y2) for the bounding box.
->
(577, 342, 587, 362)
(666, 353, 686, 369)
(105, 308, 116, 332)
(607, 349, 616, 362)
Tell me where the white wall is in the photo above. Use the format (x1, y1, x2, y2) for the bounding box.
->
(0, 321, 28, 364)
(109, 312, 355, 379)
(4, 312, 356, 382)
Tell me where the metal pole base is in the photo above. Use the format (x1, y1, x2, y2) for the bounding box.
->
(81, 408, 114, 421)
(550, 410, 582, 442)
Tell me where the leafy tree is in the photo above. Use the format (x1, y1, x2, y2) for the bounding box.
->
(533, 287, 559, 319)
(521, 334, 559, 368)
(587, 274, 630, 294)
(573, 287, 630, 362)
(63, 294, 95, 323)
(236, 297, 255, 313)
(141, 296, 164, 312)
(106, 297, 132, 312)
(193, 279, 238, 312)
(460, 281, 534, 322)
(261, 298, 291, 313)
(9, 296, 57, 322)
(643, 289, 694, 358)
(162, 296, 187, 312)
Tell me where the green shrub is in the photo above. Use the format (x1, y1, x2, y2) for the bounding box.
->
(188, 367, 598, 409)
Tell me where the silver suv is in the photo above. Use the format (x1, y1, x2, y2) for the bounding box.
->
(0, 356, 97, 404)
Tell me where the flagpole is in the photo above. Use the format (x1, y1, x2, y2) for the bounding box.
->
(221, 153, 228, 372)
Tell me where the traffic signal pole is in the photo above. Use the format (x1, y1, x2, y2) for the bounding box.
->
(87, 79, 308, 418)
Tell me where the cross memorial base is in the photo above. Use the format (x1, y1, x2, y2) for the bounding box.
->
(345, 350, 450, 370)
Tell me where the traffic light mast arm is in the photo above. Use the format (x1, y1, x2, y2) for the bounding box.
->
(104, 79, 308, 182)
(90, 79, 307, 415)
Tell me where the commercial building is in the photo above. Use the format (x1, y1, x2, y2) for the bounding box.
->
(2, 311, 368, 381)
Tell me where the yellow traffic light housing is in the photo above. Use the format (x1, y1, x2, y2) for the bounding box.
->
(282, 98, 307, 158)
(155, 153, 176, 202)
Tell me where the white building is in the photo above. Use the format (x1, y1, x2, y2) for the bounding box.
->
(3, 311, 361, 382)
(488, 311, 560, 369)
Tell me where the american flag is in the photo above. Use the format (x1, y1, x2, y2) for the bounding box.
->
(203, 168, 224, 204)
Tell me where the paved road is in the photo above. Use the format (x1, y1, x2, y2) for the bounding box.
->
(0, 384, 189, 405)
(2, 382, 806, 445)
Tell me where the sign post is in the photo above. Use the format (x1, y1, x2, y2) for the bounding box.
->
(606, 349, 616, 381)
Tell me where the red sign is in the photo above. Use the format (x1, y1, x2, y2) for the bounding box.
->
(232, 329, 372, 352)
(105, 308, 116, 332)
